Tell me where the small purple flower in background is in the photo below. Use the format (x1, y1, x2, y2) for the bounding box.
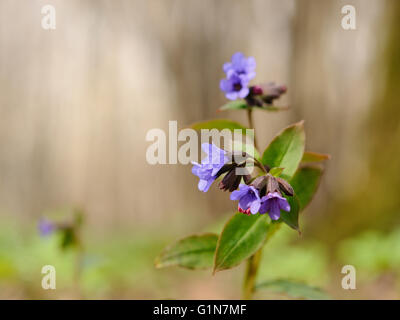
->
(223, 52, 256, 81)
(259, 192, 290, 220)
(220, 73, 250, 100)
(192, 143, 229, 192)
(220, 52, 256, 101)
(38, 218, 55, 236)
(230, 184, 261, 214)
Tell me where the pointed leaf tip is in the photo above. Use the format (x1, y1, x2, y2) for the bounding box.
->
(213, 214, 269, 273)
(156, 233, 218, 270)
(261, 121, 306, 180)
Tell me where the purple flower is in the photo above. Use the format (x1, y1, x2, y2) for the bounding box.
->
(230, 184, 262, 214)
(259, 192, 290, 220)
(220, 73, 250, 100)
(223, 52, 256, 81)
(192, 143, 229, 192)
(38, 219, 55, 236)
(220, 52, 257, 100)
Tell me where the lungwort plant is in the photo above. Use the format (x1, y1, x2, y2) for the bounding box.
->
(155, 52, 330, 299)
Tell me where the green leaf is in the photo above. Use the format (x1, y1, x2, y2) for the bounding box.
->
(214, 214, 269, 273)
(155, 233, 218, 270)
(258, 105, 290, 112)
(60, 228, 78, 250)
(191, 119, 251, 136)
(230, 140, 261, 161)
(279, 195, 300, 231)
(218, 100, 248, 112)
(269, 167, 284, 177)
(261, 121, 305, 180)
(301, 151, 330, 163)
(256, 279, 330, 300)
(290, 165, 323, 210)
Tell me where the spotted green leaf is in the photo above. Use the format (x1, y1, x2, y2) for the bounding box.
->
(256, 279, 330, 300)
(191, 119, 252, 137)
(218, 100, 248, 112)
(290, 165, 323, 210)
(269, 167, 284, 177)
(279, 195, 300, 231)
(261, 121, 305, 180)
(230, 140, 260, 161)
(213, 214, 269, 273)
(301, 151, 330, 164)
(155, 233, 218, 270)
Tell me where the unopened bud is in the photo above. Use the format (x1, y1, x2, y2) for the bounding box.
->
(266, 174, 280, 194)
(250, 176, 268, 190)
(219, 163, 245, 192)
(250, 85, 263, 95)
(276, 177, 294, 196)
(260, 82, 287, 104)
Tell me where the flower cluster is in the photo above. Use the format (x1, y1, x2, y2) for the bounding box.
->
(191, 143, 230, 192)
(220, 52, 256, 100)
(192, 143, 293, 221)
(219, 52, 287, 108)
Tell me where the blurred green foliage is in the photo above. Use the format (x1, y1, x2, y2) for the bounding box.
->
(1, 217, 399, 299)
(337, 229, 400, 280)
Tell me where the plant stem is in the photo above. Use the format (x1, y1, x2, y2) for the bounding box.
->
(74, 243, 84, 298)
(243, 107, 262, 300)
(243, 108, 281, 299)
(247, 108, 258, 149)
(242, 222, 281, 299)
(242, 247, 263, 300)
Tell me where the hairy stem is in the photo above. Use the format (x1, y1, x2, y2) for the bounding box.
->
(243, 107, 262, 300)
(242, 108, 281, 299)
(242, 247, 263, 299)
(242, 222, 281, 299)
(247, 108, 258, 149)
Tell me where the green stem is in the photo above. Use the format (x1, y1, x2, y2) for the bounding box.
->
(242, 222, 281, 299)
(243, 107, 262, 300)
(74, 244, 84, 298)
(242, 107, 281, 299)
(242, 247, 263, 299)
(247, 108, 258, 149)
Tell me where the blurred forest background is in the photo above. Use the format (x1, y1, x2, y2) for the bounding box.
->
(0, 0, 399, 299)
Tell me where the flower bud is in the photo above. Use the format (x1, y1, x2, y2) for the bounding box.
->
(276, 177, 294, 196)
(266, 174, 280, 194)
(260, 82, 287, 104)
(215, 162, 236, 178)
(218, 163, 246, 192)
(250, 176, 268, 190)
(250, 85, 263, 95)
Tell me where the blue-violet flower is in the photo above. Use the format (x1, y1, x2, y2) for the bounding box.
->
(259, 192, 290, 220)
(220, 52, 256, 101)
(192, 143, 229, 192)
(230, 184, 262, 214)
(220, 73, 251, 100)
(38, 218, 55, 236)
(223, 52, 256, 80)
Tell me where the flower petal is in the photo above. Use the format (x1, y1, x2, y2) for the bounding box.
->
(278, 198, 291, 212)
(268, 200, 281, 220)
(250, 200, 261, 214)
(238, 87, 250, 99)
(226, 92, 239, 100)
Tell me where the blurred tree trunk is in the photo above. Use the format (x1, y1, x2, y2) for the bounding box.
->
(312, 0, 400, 244)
